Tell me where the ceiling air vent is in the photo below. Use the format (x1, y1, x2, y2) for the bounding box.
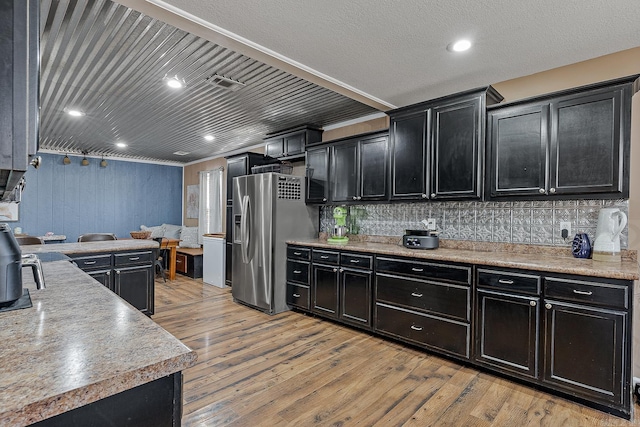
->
(206, 74, 245, 91)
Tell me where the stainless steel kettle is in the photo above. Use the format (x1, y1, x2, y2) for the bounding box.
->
(0, 223, 45, 306)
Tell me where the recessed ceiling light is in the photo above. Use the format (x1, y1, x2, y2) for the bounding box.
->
(204, 135, 215, 141)
(447, 39, 472, 52)
(163, 75, 185, 89)
(115, 142, 127, 148)
(64, 108, 85, 117)
(173, 151, 190, 156)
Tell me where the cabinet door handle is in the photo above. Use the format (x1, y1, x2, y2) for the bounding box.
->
(352, 196, 358, 200)
(572, 289, 593, 296)
(84, 261, 97, 265)
(549, 187, 556, 194)
(293, 252, 302, 256)
(411, 267, 423, 272)
(538, 188, 545, 194)
(545, 303, 552, 309)
(349, 259, 360, 264)
(292, 293, 301, 298)
(339, 268, 344, 273)
(115, 270, 121, 275)
(498, 279, 514, 285)
(320, 255, 329, 259)
(529, 300, 536, 307)
(421, 194, 428, 199)
(411, 292, 423, 298)
(106, 271, 111, 276)
(410, 325, 423, 331)
(333, 268, 338, 272)
(430, 193, 436, 198)
(357, 196, 362, 200)
(293, 270, 302, 274)
(322, 198, 327, 202)
(129, 257, 140, 261)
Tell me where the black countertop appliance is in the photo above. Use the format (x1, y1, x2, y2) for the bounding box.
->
(0, 223, 23, 305)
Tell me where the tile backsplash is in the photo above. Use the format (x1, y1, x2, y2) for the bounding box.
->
(320, 199, 629, 248)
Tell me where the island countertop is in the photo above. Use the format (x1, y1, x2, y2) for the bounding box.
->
(0, 260, 197, 427)
(288, 238, 640, 281)
(21, 238, 158, 255)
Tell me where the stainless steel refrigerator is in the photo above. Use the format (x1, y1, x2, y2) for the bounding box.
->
(232, 173, 318, 314)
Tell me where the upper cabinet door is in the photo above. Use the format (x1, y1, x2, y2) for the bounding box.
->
(284, 133, 305, 156)
(264, 138, 284, 158)
(305, 146, 329, 204)
(390, 110, 428, 200)
(430, 97, 482, 199)
(226, 157, 248, 205)
(550, 88, 624, 196)
(330, 140, 359, 203)
(487, 104, 549, 198)
(359, 135, 389, 201)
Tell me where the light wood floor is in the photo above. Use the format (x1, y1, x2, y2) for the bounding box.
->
(152, 275, 639, 427)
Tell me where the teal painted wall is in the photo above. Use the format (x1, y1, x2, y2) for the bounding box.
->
(11, 153, 182, 242)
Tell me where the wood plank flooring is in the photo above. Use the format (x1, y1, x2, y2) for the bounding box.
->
(152, 276, 639, 426)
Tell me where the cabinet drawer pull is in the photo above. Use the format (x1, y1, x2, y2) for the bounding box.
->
(292, 293, 301, 298)
(349, 259, 360, 264)
(84, 261, 97, 265)
(293, 270, 302, 274)
(320, 255, 329, 259)
(129, 257, 140, 261)
(411, 267, 423, 272)
(293, 252, 302, 256)
(411, 292, 423, 298)
(410, 325, 423, 331)
(498, 279, 514, 285)
(572, 289, 593, 296)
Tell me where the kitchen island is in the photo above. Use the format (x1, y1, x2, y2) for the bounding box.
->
(0, 259, 197, 426)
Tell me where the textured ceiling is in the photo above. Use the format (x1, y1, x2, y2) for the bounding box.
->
(38, 0, 379, 163)
(138, 0, 640, 108)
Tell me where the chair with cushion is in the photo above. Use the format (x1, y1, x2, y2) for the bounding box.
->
(153, 237, 168, 282)
(77, 233, 117, 242)
(16, 235, 44, 245)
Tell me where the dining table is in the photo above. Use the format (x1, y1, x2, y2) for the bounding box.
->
(160, 238, 181, 280)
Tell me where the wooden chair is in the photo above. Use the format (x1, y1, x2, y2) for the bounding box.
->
(153, 237, 167, 282)
(16, 235, 44, 245)
(77, 233, 117, 242)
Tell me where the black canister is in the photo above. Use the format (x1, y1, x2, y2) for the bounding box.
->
(0, 223, 23, 305)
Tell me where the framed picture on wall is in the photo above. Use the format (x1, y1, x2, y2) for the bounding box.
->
(0, 202, 19, 221)
(187, 184, 199, 219)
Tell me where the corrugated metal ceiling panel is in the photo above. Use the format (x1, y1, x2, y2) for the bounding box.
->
(38, 0, 380, 163)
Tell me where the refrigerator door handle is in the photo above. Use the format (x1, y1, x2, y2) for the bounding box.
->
(240, 195, 249, 264)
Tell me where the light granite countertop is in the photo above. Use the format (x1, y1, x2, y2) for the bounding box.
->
(21, 239, 158, 255)
(288, 238, 640, 281)
(0, 260, 197, 426)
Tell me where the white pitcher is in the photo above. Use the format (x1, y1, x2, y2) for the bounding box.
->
(592, 208, 627, 262)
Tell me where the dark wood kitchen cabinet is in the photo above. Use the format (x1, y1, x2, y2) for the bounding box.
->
(375, 256, 472, 359)
(305, 146, 330, 204)
(542, 275, 631, 414)
(225, 152, 274, 205)
(475, 268, 541, 380)
(0, 0, 39, 199)
(329, 131, 389, 203)
(389, 87, 503, 201)
(287, 245, 372, 329)
(486, 75, 639, 200)
(264, 126, 322, 158)
(70, 250, 155, 315)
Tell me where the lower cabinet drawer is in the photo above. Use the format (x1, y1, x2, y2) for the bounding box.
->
(376, 274, 470, 322)
(72, 254, 112, 270)
(114, 251, 154, 267)
(287, 260, 309, 284)
(375, 303, 470, 359)
(287, 283, 310, 310)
